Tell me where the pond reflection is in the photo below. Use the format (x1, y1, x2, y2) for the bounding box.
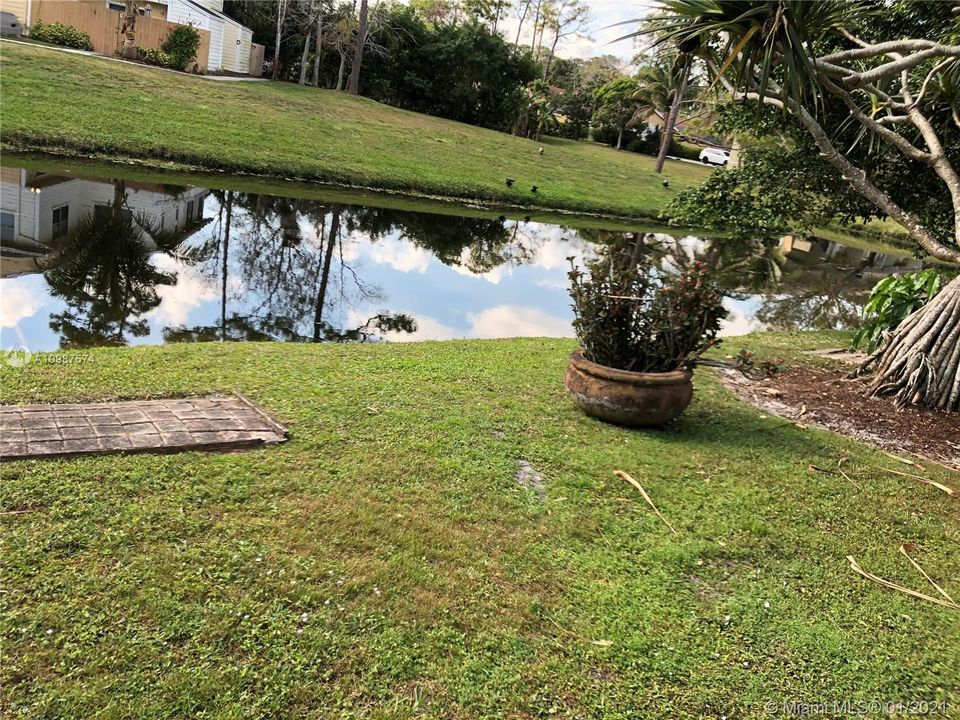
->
(0, 164, 924, 352)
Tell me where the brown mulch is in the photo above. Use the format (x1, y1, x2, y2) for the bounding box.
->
(718, 364, 960, 471)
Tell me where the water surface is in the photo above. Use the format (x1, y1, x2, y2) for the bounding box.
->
(0, 162, 923, 353)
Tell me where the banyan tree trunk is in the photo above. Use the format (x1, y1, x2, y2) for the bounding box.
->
(854, 273, 960, 411)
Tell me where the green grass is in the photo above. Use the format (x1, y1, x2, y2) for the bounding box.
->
(2, 334, 958, 719)
(3, 151, 701, 233)
(0, 41, 711, 220)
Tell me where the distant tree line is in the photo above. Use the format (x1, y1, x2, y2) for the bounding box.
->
(221, 0, 706, 153)
(222, 0, 602, 134)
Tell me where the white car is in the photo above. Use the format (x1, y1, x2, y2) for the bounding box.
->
(699, 147, 730, 166)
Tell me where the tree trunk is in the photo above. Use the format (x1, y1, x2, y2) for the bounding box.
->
(272, 0, 288, 81)
(514, 0, 531, 47)
(220, 191, 233, 342)
(120, 0, 138, 60)
(313, 206, 341, 341)
(543, 29, 559, 80)
(336, 50, 347, 90)
(312, 8, 323, 86)
(298, 30, 311, 84)
(655, 55, 690, 174)
(346, 0, 368, 96)
(854, 273, 960, 411)
(530, 0, 543, 53)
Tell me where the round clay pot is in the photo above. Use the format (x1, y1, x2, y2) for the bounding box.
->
(564, 350, 694, 427)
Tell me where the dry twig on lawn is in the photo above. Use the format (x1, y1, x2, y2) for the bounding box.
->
(899, 544, 956, 604)
(614, 470, 678, 535)
(879, 468, 955, 496)
(847, 556, 960, 611)
(882, 452, 926, 472)
(545, 615, 613, 647)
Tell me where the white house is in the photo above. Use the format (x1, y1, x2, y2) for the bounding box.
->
(0, 0, 255, 74)
(162, 0, 252, 73)
(1, 167, 208, 276)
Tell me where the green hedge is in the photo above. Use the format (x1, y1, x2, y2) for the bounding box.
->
(29, 20, 94, 51)
(161, 25, 201, 71)
(137, 47, 172, 68)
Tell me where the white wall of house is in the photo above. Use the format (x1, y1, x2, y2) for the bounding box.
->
(165, 0, 225, 70)
(0, 172, 207, 245)
(220, 16, 239, 73)
(1, 169, 34, 243)
(218, 19, 253, 74)
(237, 26, 252, 73)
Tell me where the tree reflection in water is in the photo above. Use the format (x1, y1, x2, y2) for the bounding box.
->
(28, 178, 918, 350)
(165, 193, 417, 343)
(589, 232, 901, 332)
(44, 180, 185, 348)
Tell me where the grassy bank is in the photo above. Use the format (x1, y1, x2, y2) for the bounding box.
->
(2, 334, 957, 718)
(0, 42, 711, 219)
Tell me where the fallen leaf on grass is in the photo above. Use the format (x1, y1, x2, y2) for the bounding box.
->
(614, 470, 677, 535)
(899, 544, 956, 604)
(879, 468, 954, 496)
(546, 616, 613, 646)
(882, 452, 926, 472)
(847, 556, 959, 612)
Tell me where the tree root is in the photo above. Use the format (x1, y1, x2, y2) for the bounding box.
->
(852, 274, 960, 411)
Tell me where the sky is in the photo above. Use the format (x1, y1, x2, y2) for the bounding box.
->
(500, 0, 656, 65)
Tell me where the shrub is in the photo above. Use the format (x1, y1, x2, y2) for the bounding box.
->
(29, 19, 94, 51)
(137, 46, 171, 68)
(852, 269, 945, 353)
(568, 244, 727, 373)
(625, 127, 661, 155)
(593, 124, 640, 149)
(670, 141, 702, 161)
(161, 24, 201, 71)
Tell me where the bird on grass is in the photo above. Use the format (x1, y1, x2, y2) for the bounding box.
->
(530, 185, 539, 193)
(662, 179, 670, 188)
(506, 178, 515, 187)
(538, 147, 544, 155)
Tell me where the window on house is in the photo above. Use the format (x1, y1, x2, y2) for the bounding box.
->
(0, 211, 14, 241)
(175, 207, 180, 222)
(52, 205, 69, 237)
(187, 201, 195, 221)
(107, 1, 125, 11)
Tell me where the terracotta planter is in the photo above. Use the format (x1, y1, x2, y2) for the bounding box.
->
(564, 351, 694, 427)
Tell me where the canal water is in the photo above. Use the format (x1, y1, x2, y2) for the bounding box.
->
(0, 160, 923, 352)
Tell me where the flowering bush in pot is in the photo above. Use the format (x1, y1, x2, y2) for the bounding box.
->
(565, 243, 727, 426)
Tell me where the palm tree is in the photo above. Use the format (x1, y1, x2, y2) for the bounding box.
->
(45, 181, 180, 347)
(653, 53, 692, 173)
(630, 57, 695, 144)
(621, 0, 960, 410)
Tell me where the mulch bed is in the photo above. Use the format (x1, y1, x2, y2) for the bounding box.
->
(718, 365, 960, 471)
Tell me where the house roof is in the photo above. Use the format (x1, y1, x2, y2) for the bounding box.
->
(180, 0, 247, 29)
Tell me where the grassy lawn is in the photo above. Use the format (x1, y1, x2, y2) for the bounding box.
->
(0, 42, 711, 220)
(2, 333, 958, 718)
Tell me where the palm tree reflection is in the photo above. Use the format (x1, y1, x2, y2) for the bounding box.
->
(45, 180, 185, 348)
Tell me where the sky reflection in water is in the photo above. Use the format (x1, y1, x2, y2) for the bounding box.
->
(0, 165, 923, 353)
